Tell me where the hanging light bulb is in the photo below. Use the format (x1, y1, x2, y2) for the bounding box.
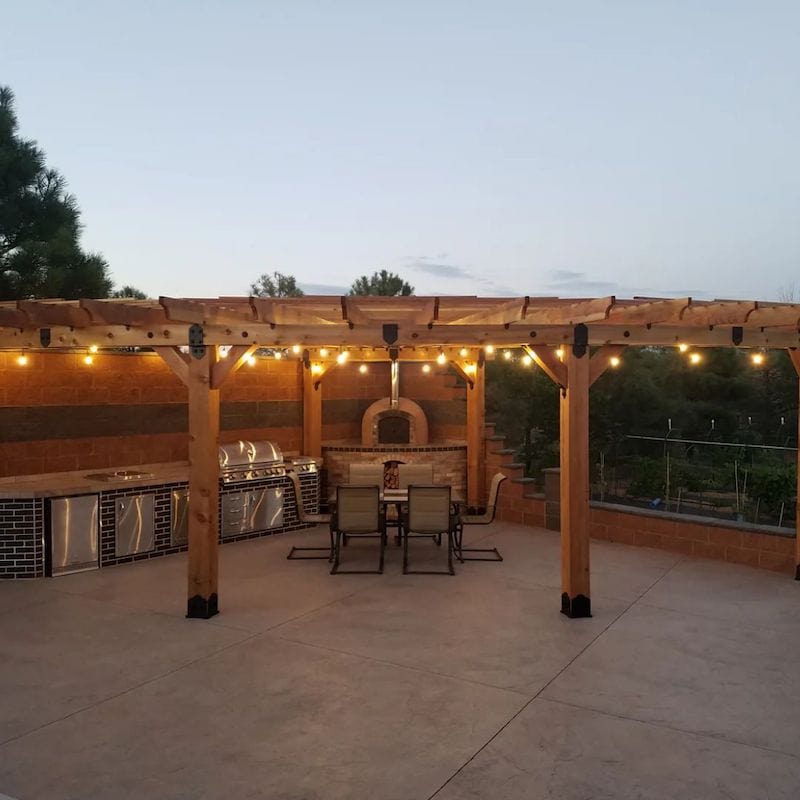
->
(751, 352, 765, 366)
(465, 362, 477, 374)
(522, 355, 532, 366)
(319, 348, 329, 358)
(459, 347, 468, 357)
(83, 355, 94, 366)
(609, 356, 621, 368)
(274, 351, 282, 360)
(310, 363, 323, 375)
(689, 352, 702, 365)
(336, 352, 347, 365)
(436, 352, 446, 365)
(503, 349, 512, 361)
(422, 364, 431, 374)
(16, 354, 28, 366)
(292, 344, 301, 354)
(678, 343, 689, 353)
(246, 354, 257, 366)
(555, 348, 564, 360)
(359, 364, 368, 374)
(89, 344, 99, 354)
(484, 344, 494, 354)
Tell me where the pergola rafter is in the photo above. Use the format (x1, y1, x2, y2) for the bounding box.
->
(3, 294, 799, 617)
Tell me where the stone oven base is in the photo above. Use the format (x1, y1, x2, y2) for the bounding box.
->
(322, 443, 467, 502)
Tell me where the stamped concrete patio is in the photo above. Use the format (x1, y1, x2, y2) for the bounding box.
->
(1, 522, 799, 800)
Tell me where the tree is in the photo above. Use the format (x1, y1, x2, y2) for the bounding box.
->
(112, 285, 148, 299)
(250, 271, 304, 297)
(349, 269, 414, 296)
(0, 86, 112, 299)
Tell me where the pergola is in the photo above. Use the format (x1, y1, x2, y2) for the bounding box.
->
(2, 294, 800, 619)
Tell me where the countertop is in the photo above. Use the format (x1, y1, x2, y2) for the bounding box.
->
(0, 462, 191, 499)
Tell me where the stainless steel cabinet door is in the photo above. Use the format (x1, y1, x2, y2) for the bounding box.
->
(171, 489, 189, 546)
(115, 494, 155, 557)
(50, 495, 99, 575)
(222, 487, 284, 538)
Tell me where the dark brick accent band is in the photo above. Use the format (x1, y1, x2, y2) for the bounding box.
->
(0, 401, 302, 442)
(322, 398, 374, 424)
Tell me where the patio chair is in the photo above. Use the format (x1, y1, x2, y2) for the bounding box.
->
(348, 463, 384, 486)
(330, 485, 386, 574)
(286, 471, 334, 561)
(400, 485, 456, 575)
(397, 463, 433, 489)
(453, 472, 507, 562)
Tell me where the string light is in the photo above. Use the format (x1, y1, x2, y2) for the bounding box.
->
(436, 352, 446, 365)
(484, 344, 495, 354)
(609, 356, 621, 368)
(83, 355, 94, 366)
(459, 347, 468, 357)
(16, 354, 28, 366)
(751, 352, 765, 366)
(246, 354, 257, 366)
(522, 355, 532, 367)
(218, 346, 229, 359)
(292, 345, 301, 354)
(503, 350, 512, 360)
(465, 363, 477, 374)
(678, 343, 689, 353)
(310, 363, 323, 375)
(689, 352, 702, 365)
(89, 344, 99, 354)
(359, 364, 368, 374)
(555, 348, 564, 360)
(274, 351, 282, 360)
(422, 364, 431, 374)
(336, 352, 347, 365)
(319, 348, 329, 358)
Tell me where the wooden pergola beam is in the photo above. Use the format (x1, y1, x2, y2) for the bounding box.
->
(588, 345, 627, 387)
(210, 344, 258, 389)
(523, 345, 568, 389)
(155, 346, 190, 386)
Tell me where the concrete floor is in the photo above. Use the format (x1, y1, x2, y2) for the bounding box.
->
(1, 523, 799, 800)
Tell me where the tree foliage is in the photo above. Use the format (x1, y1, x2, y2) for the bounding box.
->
(250, 271, 304, 297)
(349, 269, 414, 296)
(111, 285, 148, 299)
(0, 86, 112, 300)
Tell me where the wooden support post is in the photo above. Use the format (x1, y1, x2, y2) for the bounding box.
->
(560, 344, 591, 617)
(303, 361, 323, 458)
(466, 358, 486, 507)
(186, 347, 220, 619)
(789, 349, 800, 580)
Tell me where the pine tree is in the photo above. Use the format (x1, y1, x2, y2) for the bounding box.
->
(0, 86, 112, 300)
(349, 269, 414, 296)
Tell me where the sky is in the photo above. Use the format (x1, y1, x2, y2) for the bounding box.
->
(3, 1, 799, 301)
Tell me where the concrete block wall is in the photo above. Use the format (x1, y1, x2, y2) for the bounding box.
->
(484, 423, 796, 577)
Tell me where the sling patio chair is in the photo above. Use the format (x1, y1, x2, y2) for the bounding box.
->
(286, 470, 334, 561)
(400, 485, 456, 576)
(397, 463, 433, 489)
(330, 484, 387, 574)
(348, 462, 384, 486)
(453, 472, 507, 562)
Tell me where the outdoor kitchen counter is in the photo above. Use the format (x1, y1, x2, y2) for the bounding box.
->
(0, 461, 191, 499)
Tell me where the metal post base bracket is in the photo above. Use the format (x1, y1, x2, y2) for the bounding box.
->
(561, 592, 591, 618)
(187, 593, 219, 619)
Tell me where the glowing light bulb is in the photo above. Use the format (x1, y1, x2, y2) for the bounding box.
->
(292, 344, 301, 354)
(359, 364, 368, 374)
(503, 350, 512, 360)
(311, 363, 323, 375)
(422, 364, 431, 374)
(465, 363, 477, 374)
(246, 354, 257, 366)
(319, 348, 328, 358)
(459, 347, 468, 357)
(751, 352, 764, 366)
(274, 351, 282, 360)
(83, 355, 94, 366)
(609, 356, 621, 368)
(484, 344, 495, 354)
(436, 352, 446, 365)
(555, 348, 564, 360)
(689, 352, 702, 365)
(336, 352, 346, 365)
(16, 354, 28, 366)
(522, 355, 532, 366)
(678, 343, 689, 353)
(89, 344, 99, 354)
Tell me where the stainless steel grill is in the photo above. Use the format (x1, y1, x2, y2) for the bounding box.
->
(284, 456, 319, 475)
(218, 440, 285, 484)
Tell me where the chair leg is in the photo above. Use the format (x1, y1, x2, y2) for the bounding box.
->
(330, 531, 342, 574)
(287, 526, 334, 561)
